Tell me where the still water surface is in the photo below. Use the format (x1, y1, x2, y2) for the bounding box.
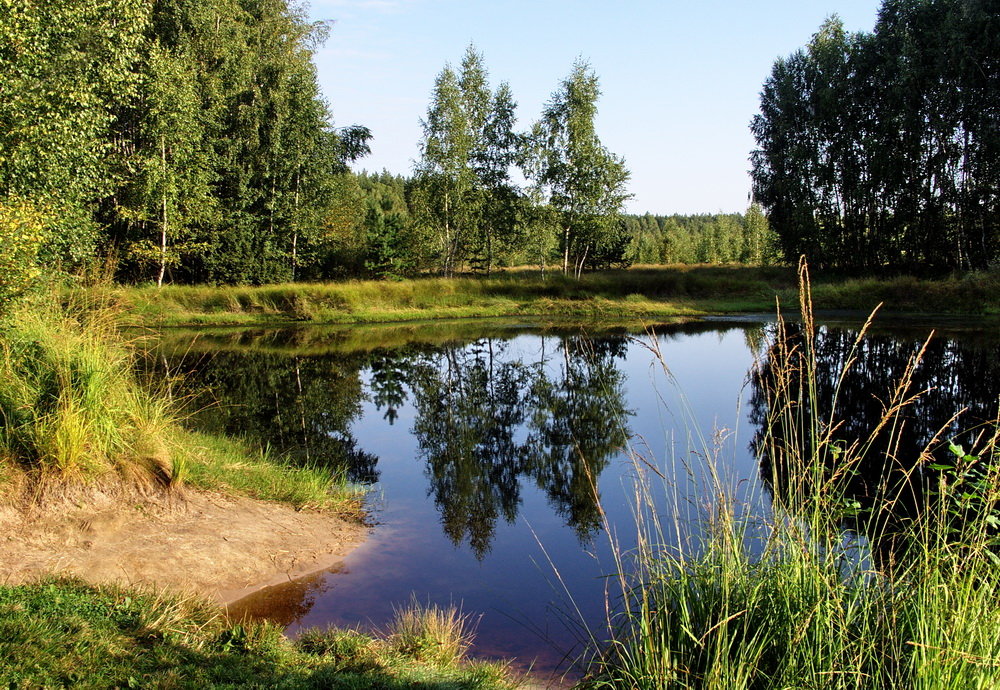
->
(157, 317, 1000, 679)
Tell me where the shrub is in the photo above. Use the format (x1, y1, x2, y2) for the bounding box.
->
(0, 198, 48, 314)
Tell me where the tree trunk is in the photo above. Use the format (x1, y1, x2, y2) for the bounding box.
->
(158, 136, 168, 288)
(575, 243, 590, 279)
(562, 225, 571, 275)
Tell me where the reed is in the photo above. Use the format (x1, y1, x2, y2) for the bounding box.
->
(583, 259, 1000, 688)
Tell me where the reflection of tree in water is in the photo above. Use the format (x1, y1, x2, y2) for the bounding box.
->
(161, 351, 380, 484)
(525, 337, 631, 542)
(162, 332, 633, 557)
(406, 336, 631, 559)
(749, 322, 1000, 554)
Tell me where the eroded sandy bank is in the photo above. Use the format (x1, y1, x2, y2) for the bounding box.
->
(0, 488, 367, 604)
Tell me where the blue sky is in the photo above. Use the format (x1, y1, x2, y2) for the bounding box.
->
(307, 0, 882, 214)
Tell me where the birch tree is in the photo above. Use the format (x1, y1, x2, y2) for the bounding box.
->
(524, 60, 631, 276)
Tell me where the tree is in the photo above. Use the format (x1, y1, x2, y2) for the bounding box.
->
(415, 46, 522, 275)
(116, 41, 216, 286)
(0, 199, 48, 313)
(751, 2, 1000, 272)
(415, 63, 473, 275)
(0, 0, 147, 270)
(524, 60, 631, 277)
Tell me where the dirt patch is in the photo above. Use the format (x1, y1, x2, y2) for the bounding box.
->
(0, 488, 367, 604)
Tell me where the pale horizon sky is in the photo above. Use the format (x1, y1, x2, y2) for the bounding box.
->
(307, 0, 883, 215)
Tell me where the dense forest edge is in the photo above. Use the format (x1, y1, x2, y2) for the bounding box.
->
(2, 0, 1000, 686)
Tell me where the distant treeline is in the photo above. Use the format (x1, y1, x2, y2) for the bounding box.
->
(752, 0, 1000, 272)
(315, 171, 779, 277)
(622, 209, 779, 265)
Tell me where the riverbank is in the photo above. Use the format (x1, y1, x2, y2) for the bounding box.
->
(0, 297, 524, 688)
(0, 578, 518, 689)
(0, 484, 366, 604)
(100, 266, 1000, 328)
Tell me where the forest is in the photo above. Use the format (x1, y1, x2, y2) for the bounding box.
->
(0, 0, 778, 298)
(752, 0, 1000, 272)
(2, 0, 997, 300)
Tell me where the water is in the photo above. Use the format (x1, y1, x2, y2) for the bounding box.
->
(155, 317, 1000, 681)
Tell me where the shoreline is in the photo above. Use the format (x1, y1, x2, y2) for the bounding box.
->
(0, 487, 368, 606)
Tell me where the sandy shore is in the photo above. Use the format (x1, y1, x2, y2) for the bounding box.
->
(0, 488, 367, 603)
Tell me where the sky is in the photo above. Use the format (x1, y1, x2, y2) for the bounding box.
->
(307, 0, 883, 215)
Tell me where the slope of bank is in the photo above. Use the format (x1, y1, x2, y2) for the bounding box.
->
(0, 297, 524, 688)
(101, 266, 1000, 328)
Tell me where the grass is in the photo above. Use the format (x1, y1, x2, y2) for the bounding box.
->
(0, 291, 359, 513)
(99, 265, 1000, 329)
(385, 599, 475, 668)
(0, 296, 177, 487)
(173, 429, 362, 512)
(0, 578, 516, 689)
(582, 260, 1000, 688)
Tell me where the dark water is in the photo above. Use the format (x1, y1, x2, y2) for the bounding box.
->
(155, 317, 1000, 681)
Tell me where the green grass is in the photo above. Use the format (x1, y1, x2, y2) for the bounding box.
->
(174, 429, 362, 513)
(582, 261, 1000, 689)
(0, 296, 177, 486)
(99, 266, 1000, 329)
(0, 292, 360, 513)
(0, 578, 516, 689)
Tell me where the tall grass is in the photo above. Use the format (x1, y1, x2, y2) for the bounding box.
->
(0, 295, 178, 488)
(387, 598, 476, 667)
(585, 260, 1000, 688)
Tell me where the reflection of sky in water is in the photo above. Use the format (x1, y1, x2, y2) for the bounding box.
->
(227, 326, 765, 681)
(211, 320, 1000, 684)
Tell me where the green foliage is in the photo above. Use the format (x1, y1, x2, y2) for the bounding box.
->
(414, 46, 523, 276)
(752, 1, 1000, 272)
(524, 60, 631, 276)
(0, 0, 370, 286)
(0, 199, 48, 313)
(622, 208, 781, 265)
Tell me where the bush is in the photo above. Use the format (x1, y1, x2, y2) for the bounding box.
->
(0, 198, 47, 314)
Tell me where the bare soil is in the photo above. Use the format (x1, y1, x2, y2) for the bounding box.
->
(0, 487, 367, 604)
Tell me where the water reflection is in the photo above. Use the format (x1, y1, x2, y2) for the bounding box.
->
(155, 318, 1000, 678)
(162, 332, 632, 556)
(749, 321, 1000, 556)
(407, 336, 630, 557)
(168, 350, 379, 483)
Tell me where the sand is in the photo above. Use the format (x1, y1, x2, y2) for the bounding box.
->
(0, 487, 367, 604)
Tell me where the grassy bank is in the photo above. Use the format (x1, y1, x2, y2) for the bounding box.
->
(0, 295, 524, 687)
(0, 294, 358, 511)
(0, 579, 515, 689)
(101, 266, 1000, 328)
(584, 264, 1000, 688)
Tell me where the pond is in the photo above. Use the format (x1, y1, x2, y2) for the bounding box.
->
(154, 316, 1000, 682)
